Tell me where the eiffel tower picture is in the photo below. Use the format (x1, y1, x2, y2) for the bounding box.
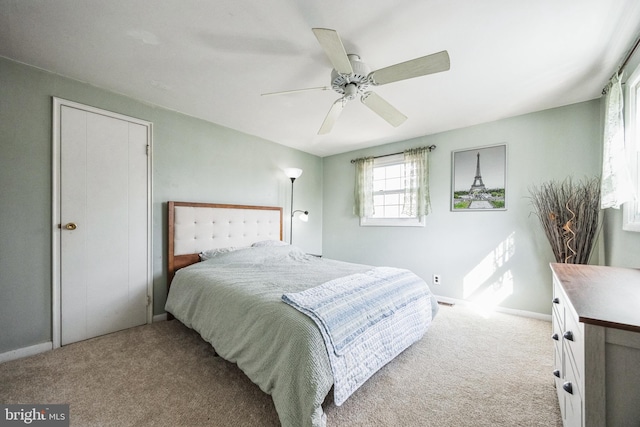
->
(469, 152, 486, 196)
(452, 144, 506, 210)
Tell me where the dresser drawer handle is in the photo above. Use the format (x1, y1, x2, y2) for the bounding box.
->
(563, 382, 573, 394)
(553, 369, 561, 378)
(552, 297, 560, 304)
(563, 331, 574, 341)
(551, 333, 559, 341)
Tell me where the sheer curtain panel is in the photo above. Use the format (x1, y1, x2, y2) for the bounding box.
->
(402, 147, 431, 217)
(601, 73, 634, 209)
(354, 157, 375, 218)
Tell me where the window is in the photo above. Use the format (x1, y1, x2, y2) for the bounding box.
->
(624, 62, 640, 231)
(359, 154, 427, 227)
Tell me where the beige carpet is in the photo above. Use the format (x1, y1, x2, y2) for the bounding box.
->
(0, 305, 561, 426)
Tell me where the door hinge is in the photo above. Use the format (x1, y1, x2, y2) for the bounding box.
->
(146, 145, 150, 155)
(147, 295, 151, 306)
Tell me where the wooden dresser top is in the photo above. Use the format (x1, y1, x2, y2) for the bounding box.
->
(551, 263, 640, 333)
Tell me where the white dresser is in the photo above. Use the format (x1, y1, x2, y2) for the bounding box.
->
(551, 263, 640, 427)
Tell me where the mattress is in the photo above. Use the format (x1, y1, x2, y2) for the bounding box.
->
(165, 244, 438, 427)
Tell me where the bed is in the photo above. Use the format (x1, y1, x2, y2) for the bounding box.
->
(165, 201, 439, 427)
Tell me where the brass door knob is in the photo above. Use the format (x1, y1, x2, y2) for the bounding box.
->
(65, 223, 77, 230)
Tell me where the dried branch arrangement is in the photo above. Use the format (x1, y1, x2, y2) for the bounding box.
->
(529, 177, 601, 264)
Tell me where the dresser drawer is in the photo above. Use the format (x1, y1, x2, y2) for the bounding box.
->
(553, 344, 566, 421)
(562, 343, 583, 427)
(563, 308, 584, 382)
(552, 309, 563, 355)
(552, 280, 565, 329)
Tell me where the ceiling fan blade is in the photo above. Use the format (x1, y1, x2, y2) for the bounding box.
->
(261, 86, 330, 96)
(361, 92, 407, 127)
(318, 98, 346, 135)
(312, 28, 354, 75)
(369, 50, 450, 86)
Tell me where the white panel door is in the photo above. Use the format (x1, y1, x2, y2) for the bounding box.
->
(60, 105, 149, 345)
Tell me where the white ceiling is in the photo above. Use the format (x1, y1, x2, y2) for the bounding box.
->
(2, 1, 640, 157)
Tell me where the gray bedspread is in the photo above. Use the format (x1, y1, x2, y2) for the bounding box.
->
(165, 244, 438, 427)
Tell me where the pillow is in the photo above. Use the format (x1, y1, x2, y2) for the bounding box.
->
(199, 246, 241, 261)
(251, 240, 289, 247)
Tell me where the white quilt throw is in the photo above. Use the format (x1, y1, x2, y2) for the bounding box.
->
(282, 266, 432, 405)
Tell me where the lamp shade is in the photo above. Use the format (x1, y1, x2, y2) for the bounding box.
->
(284, 168, 303, 179)
(299, 211, 309, 222)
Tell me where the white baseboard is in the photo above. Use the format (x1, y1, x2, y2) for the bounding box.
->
(434, 295, 552, 322)
(2, 317, 167, 363)
(0, 341, 53, 364)
(153, 313, 167, 322)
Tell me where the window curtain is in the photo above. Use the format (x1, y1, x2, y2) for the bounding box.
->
(601, 72, 634, 209)
(402, 147, 431, 217)
(353, 156, 374, 218)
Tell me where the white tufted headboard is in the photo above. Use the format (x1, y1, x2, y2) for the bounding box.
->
(167, 201, 283, 286)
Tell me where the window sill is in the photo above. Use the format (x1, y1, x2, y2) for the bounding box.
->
(623, 203, 640, 232)
(360, 217, 425, 227)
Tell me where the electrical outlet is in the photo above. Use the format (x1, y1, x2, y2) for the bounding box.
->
(433, 274, 441, 285)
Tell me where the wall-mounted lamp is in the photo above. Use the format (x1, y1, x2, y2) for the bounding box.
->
(293, 210, 309, 222)
(284, 168, 309, 244)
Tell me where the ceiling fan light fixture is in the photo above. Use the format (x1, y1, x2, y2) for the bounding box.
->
(343, 83, 358, 100)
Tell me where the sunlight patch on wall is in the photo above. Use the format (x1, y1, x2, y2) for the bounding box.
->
(463, 232, 516, 313)
(471, 270, 514, 315)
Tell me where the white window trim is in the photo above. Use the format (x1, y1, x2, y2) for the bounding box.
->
(359, 154, 426, 227)
(360, 216, 426, 227)
(623, 62, 640, 232)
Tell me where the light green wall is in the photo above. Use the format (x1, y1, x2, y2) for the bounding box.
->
(0, 57, 322, 354)
(322, 101, 603, 315)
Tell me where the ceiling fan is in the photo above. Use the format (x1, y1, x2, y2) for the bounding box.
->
(262, 28, 450, 135)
